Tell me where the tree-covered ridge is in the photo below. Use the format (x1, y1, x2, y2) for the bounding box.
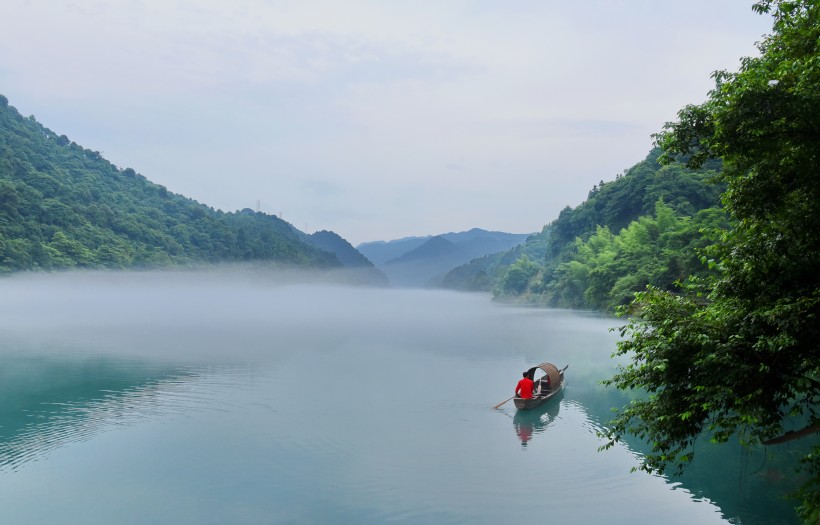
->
(304, 230, 376, 268)
(604, 1, 820, 522)
(543, 201, 728, 310)
(545, 149, 723, 261)
(0, 95, 339, 272)
(443, 149, 726, 310)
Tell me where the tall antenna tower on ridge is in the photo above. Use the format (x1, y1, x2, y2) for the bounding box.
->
(256, 200, 261, 213)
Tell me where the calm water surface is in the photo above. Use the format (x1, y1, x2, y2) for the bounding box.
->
(0, 271, 800, 524)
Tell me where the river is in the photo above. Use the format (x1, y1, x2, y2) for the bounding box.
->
(0, 270, 800, 524)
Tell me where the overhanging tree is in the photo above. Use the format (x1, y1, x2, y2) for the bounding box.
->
(601, 1, 820, 522)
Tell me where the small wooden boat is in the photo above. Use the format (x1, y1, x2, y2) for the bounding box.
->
(514, 362, 566, 410)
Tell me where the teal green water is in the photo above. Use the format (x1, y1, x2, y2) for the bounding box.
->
(0, 271, 801, 524)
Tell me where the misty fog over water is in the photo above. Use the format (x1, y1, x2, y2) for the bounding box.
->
(0, 270, 798, 524)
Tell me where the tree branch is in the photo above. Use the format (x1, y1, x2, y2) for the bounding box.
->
(763, 423, 820, 445)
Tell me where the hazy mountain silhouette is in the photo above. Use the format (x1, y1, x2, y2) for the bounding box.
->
(299, 230, 388, 285)
(355, 236, 431, 266)
(359, 228, 532, 287)
(303, 230, 373, 267)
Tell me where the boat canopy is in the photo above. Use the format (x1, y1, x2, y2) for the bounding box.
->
(525, 362, 562, 389)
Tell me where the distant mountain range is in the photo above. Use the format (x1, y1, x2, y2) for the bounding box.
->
(357, 228, 533, 287)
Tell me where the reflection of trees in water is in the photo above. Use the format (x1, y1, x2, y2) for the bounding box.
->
(512, 391, 563, 447)
(667, 435, 808, 525)
(499, 359, 805, 524)
(569, 380, 806, 525)
(0, 354, 205, 472)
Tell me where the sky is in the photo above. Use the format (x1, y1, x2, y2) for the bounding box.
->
(0, 1, 773, 246)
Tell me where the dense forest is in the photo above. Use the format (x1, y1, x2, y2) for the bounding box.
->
(599, 1, 820, 523)
(0, 94, 340, 272)
(443, 149, 728, 311)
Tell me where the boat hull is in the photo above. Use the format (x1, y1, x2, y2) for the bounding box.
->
(514, 366, 566, 410)
(513, 382, 564, 409)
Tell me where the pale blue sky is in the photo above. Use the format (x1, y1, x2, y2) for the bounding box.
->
(1, 1, 772, 245)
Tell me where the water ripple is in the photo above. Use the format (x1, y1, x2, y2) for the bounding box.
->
(0, 364, 261, 472)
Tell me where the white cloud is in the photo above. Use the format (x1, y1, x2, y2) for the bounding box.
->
(0, 0, 771, 244)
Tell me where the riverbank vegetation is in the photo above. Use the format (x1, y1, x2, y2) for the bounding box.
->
(601, 1, 820, 522)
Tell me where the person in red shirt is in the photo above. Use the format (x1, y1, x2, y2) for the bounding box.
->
(515, 371, 534, 399)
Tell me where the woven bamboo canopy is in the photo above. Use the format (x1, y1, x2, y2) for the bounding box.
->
(525, 362, 562, 389)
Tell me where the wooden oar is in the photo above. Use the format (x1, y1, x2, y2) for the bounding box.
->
(493, 395, 515, 409)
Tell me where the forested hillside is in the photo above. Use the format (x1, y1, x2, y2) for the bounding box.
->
(443, 149, 727, 310)
(601, 2, 820, 522)
(301, 230, 388, 285)
(304, 230, 375, 268)
(0, 95, 339, 272)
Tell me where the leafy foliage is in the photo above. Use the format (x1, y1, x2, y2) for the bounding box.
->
(547, 201, 729, 310)
(604, 1, 820, 521)
(446, 150, 727, 310)
(499, 255, 540, 295)
(0, 96, 339, 272)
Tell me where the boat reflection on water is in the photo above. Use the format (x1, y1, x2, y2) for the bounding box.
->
(512, 390, 564, 447)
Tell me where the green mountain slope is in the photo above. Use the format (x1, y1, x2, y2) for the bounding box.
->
(0, 95, 339, 272)
(301, 230, 388, 286)
(443, 149, 727, 309)
(304, 230, 375, 268)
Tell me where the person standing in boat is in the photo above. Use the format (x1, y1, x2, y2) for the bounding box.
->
(515, 371, 534, 399)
